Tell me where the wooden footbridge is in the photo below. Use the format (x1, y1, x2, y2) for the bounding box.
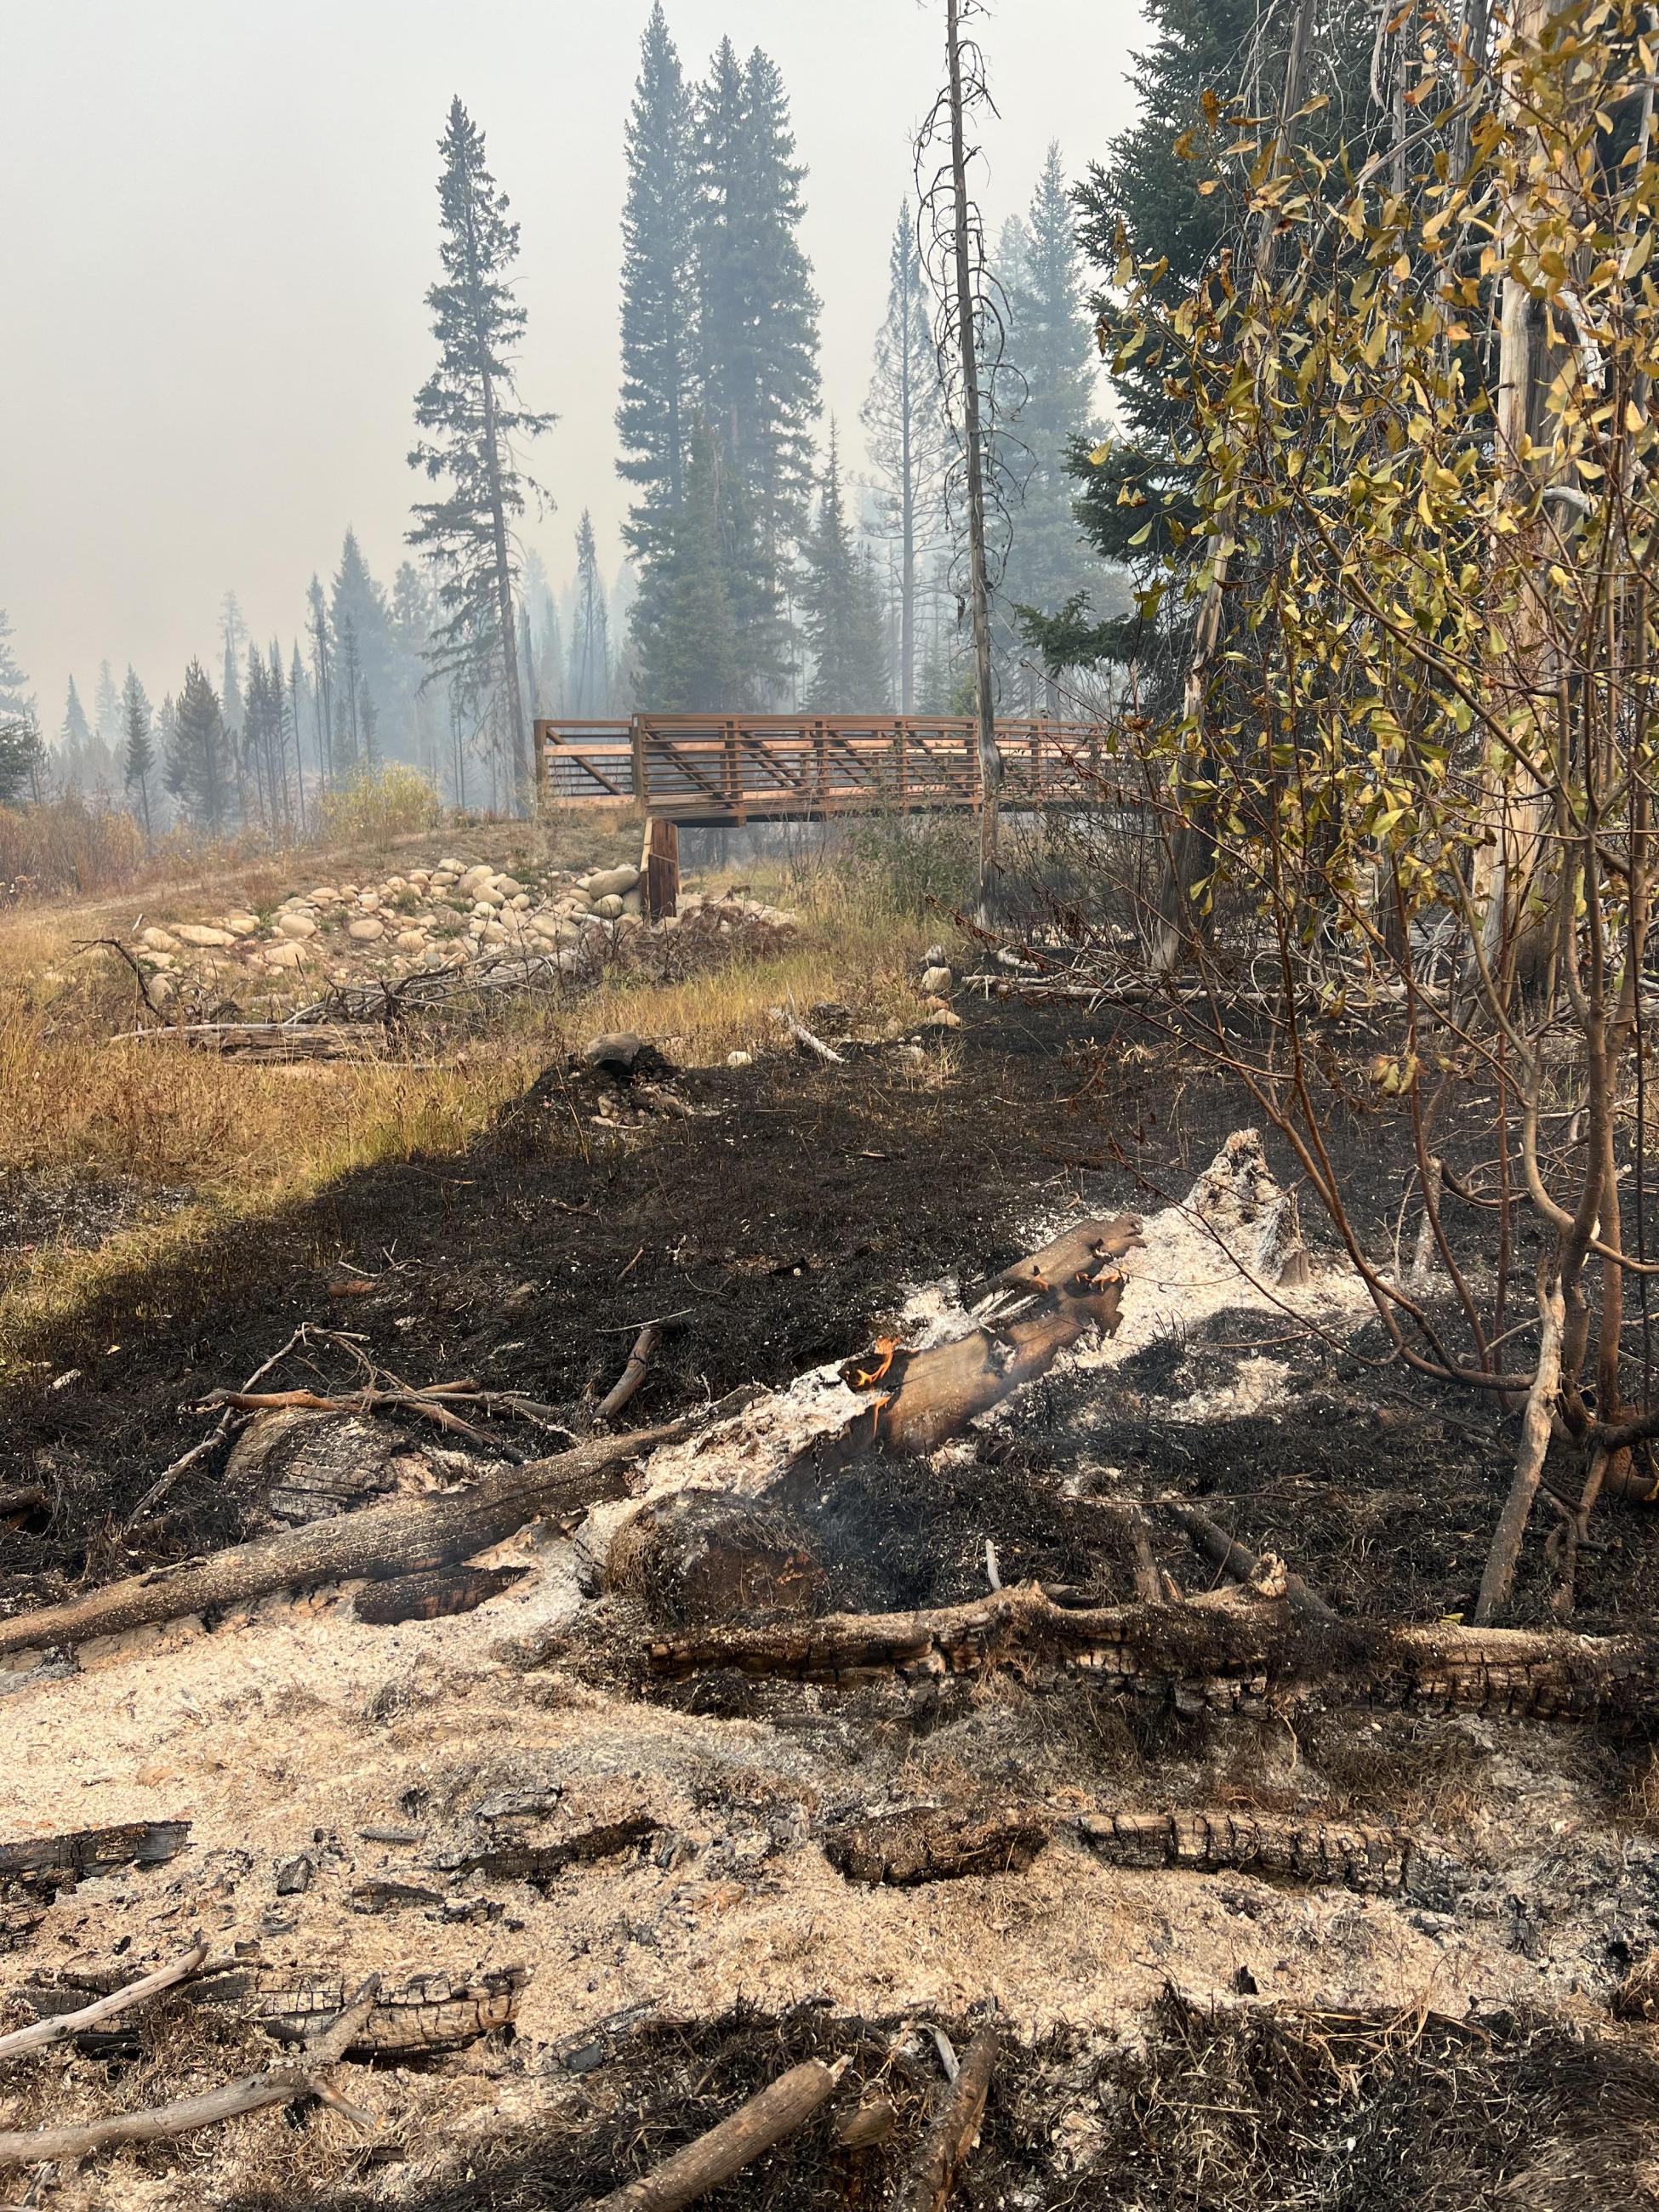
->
(534, 713, 1105, 828)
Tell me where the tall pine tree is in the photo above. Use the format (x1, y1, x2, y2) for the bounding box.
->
(618, 4, 697, 576)
(408, 97, 553, 810)
(638, 414, 744, 712)
(567, 512, 613, 716)
(800, 427, 889, 711)
(122, 668, 155, 842)
(166, 660, 231, 835)
(998, 145, 1101, 698)
(863, 201, 949, 712)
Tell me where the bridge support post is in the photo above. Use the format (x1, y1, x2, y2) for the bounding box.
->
(641, 818, 680, 922)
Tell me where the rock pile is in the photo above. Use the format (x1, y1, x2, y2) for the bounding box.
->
(127, 856, 800, 1009)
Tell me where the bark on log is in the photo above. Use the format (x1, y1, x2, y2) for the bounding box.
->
(185, 1966, 524, 2054)
(0, 1422, 689, 1661)
(590, 2055, 847, 2212)
(645, 1579, 1659, 1729)
(900, 2023, 996, 2212)
(607, 1492, 824, 1627)
(987, 1215, 1143, 1297)
(1076, 1810, 1466, 1905)
(0, 1820, 190, 1895)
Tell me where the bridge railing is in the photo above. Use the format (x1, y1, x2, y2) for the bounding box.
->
(534, 714, 1106, 824)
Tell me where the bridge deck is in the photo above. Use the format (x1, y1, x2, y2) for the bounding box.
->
(535, 714, 1104, 826)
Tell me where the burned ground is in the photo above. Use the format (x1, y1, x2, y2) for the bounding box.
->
(9, 994, 1645, 1638)
(10, 1000, 1659, 2209)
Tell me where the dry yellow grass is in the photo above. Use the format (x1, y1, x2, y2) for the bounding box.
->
(0, 820, 958, 1371)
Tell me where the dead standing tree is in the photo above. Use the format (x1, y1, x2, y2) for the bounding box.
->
(916, 0, 1014, 921)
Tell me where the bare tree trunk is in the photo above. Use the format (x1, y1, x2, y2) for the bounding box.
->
(1474, 1270, 1565, 1623)
(945, 0, 1002, 922)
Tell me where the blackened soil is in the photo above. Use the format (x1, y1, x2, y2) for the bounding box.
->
(224, 1994, 1659, 2212)
(1, 1005, 1161, 1610)
(8, 997, 1659, 1641)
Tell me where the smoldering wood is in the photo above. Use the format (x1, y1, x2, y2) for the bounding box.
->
(900, 2021, 996, 2212)
(986, 1214, 1144, 1298)
(1160, 1499, 1340, 1623)
(840, 1269, 1126, 1458)
(589, 2055, 847, 2212)
(0, 1819, 191, 1894)
(825, 1806, 1051, 1886)
(353, 1564, 529, 1624)
(0, 1422, 690, 1662)
(645, 1578, 1659, 1728)
(606, 1491, 824, 1627)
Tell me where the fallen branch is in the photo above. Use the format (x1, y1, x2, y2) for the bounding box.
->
(0, 1938, 208, 2061)
(1160, 1499, 1340, 1623)
(901, 2022, 996, 2212)
(595, 1323, 663, 1425)
(125, 1327, 309, 1530)
(0, 1422, 689, 1662)
(771, 1004, 845, 1065)
(646, 1576, 1658, 1728)
(590, 2055, 847, 2212)
(1101, 1497, 1165, 1605)
(0, 1975, 379, 2169)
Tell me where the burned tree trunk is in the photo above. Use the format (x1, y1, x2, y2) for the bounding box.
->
(0, 1422, 688, 1661)
(606, 1492, 824, 1627)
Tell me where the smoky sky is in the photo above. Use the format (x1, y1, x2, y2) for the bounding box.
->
(2, 0, 1146, 717)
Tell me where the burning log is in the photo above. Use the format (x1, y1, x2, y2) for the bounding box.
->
(607, 1492, 824, 1626)
(0, 1422, 689, 1662)
(841, 1277, 1127, 1460)
(590, 2055, 848, 2212)
(985, 1214, 1143, 1299)
(644, 1576, 1659, 1729)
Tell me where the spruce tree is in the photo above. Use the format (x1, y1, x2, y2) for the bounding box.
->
(800, 427, 889, 711)
(60, 677, 90, 751)
(288, 643, 311, 832)
(1029, 0, 1377, 681)
(122, 667, 155, 841)
(998, 144, 1101, 696)
(219, 593, 246, 739)
(862, 201, 948, 712)
(567, 511, 612, 716)
(94, 660, 122, 745)
(0, 616, 41, 805)
(693, 40, 820, 694)
(618, 3, 697, 579)
(408, 97, 553, 810)
(331, 531, 395, 733)
(638, 416, 744, 712)
(165, 659, 231, 835)
(336, 616, 362, 778)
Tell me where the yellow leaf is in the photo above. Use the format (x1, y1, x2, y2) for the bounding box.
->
(1089, 442, 1112, 467)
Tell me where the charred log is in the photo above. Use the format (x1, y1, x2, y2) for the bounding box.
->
(0, 1819, 190, 1896)
(644, 1578, 1659, 1730)
(434, 1816, 660, 1885)
(1076, 1810, 1467, 1903)
(354, 1564, 529, 1625)
(900, 2023, 996, 2212)
(0, 1422, 689, 1661)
